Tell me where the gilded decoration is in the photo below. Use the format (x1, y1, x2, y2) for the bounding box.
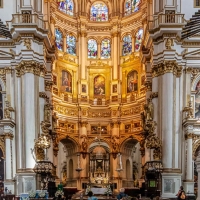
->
(150, 92, 158, 99)
(4, 100, 14, 119)
(54, 104, 78, 116)
(165, 38, 174, 50)
(121, 105, 142, 116)
(44, 104, 52, 123)
(152, 61, 182, 78)
(111, 135, 119, 159)
(183, 101, 193, 119)
(88, 109, 111, 118)
(24, 38, 32, 50)
(16, 61, 47, 77)
(45, 80, 53, 91)
(52, 112, 59, 131)
(0, 136, 5, 158)
(144, 81, 152, 91)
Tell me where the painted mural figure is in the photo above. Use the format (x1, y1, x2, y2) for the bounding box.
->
(62, 70, 72, 93)
(127, 71, 138, 93)
(94, 75, 105, 96)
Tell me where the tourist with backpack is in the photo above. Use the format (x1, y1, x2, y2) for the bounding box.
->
(176, 186, 186, 200)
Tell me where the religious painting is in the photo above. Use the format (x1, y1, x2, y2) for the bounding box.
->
(53, 75, 57, 86)
(61, 70, 72, 93)
(125, 124, 131, 133)
(91, 126, 98, 134)
(94, 75, 105, 96)
(55, 29, 63, 51)
(127, 70, 138, 93)
(122, 35, 132, 56)
(88, 39, 98, 59)
(66, 35, 76, 55)
(101, 39, 111, 59)
(195, 80, 200, 118)
(90, 3, 108, 22)
(82, 84, 87, 93)
(125, 0, 141, 16)
(58, 0, 74, 16)
(141, 75, 145, 86)
(112, 84, 117, 93)
(135, 29, 143, 52)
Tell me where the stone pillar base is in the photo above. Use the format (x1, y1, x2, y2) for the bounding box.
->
(183, 181, 194, 193)
(161, 173, 182, 198)
(15, 173, 36, 196)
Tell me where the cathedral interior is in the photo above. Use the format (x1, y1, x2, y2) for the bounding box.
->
(1, 0, 200, 199)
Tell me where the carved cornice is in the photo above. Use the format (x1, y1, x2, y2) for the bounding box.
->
(45, 80, 53, 91)
(16, 61, 47, 77)
(152, 61, 182, 78)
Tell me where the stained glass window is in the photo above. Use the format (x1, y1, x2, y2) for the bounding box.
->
(58, 0, 74, 16)
(125, 0, 141, 16)
(101, 39, 111, 59)
(135, 29, 143, 52)
(88, 39, 98, 59)
(90, 3, 108, 21)
(55, 29, 63, 51)
(66, 35, 76, 55)
(122, 35, 132, 56)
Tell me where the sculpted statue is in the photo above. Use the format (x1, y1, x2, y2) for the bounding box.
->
(147, 98, 154, 120)
(111, 136, 119, 152)
(81, 137, 87, 152)
(44, 104, 51, 122)
(52, 112, 58, 130)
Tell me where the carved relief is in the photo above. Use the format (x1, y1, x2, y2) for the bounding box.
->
(165, 38, 174, 50)
(24, 38, 31, 50)
(4, 100, 14, 119)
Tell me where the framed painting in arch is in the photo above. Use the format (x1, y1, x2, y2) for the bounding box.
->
(94, 75, 105, 96)
(61, 70, 72, 93)
(82, 84, 87, 93)
(112, 84, 117, 93)
(127, 70, 138, 93)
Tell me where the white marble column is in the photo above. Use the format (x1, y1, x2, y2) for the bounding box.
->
(5, 134, 12, 180)
(162, 73, 173, 168)
(39, 76, 45, 134)
(113, 32, 118, 79)
(23, 73, 36, 169)
(186, 135, 193, 181)
(16, 76, 23, 169)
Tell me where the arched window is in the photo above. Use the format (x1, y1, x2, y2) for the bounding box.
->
(58, 0, 74, 16)
(55, 29, 63, 51)
(101, 39, 111, 59)
(88, 39, 98, 59)
(125, 0, 141, 16)
(127, 70, 138, 93)
(135, 29, 143, 52)
(122, 35, 132, 56)
(90, 2, 108, 21)
(66, 35, 76, 55)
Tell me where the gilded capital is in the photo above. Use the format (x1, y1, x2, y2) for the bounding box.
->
(185, 133, 194, 140)
(80, 121, 88, 127)
(3, 133, 14, 140)
(150, 92, 158, 99)
(5, 67, 12, 74)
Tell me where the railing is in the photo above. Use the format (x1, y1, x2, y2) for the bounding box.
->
(148, 13, 185, 30)
(11, 14, 49, 30)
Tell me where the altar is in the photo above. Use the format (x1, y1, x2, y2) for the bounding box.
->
(90, 188, 107, 195)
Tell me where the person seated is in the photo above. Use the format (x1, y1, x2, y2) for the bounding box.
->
(117, 188, 127, 200)
(87, 191, 98, 200)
